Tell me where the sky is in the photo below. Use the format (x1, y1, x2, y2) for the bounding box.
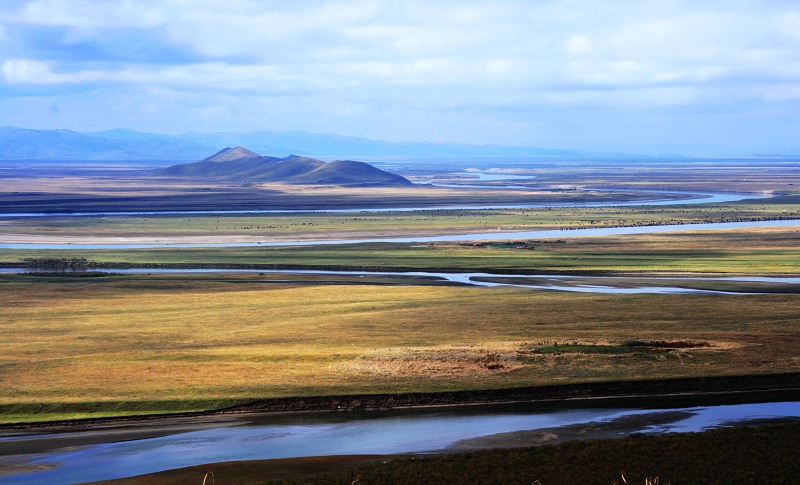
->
(1, 0, 799, 156)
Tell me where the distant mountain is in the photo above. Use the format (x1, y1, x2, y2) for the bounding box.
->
(0, 126, 585, 160)
(159, 147, 412, 187)
(0, 126, 212, 160)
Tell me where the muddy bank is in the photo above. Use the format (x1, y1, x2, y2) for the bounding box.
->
(3, 373, 797, 436)
(448, 410, 697, 450)
(211, 373, 800, 415)
(7, 261, 800, 278)
(90, 455, 390, 485)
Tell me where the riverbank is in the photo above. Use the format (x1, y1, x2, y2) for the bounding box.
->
(7, 265, 800, 296)
(2, 380, 798, 483)
(3, 224, 799, 274)
(3, 217, 800, 249)
(3, 373, 798, 436)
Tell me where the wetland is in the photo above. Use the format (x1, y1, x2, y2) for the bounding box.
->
(1, 157, 799, 483)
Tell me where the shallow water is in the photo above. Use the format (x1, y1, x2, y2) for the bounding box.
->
(2, 218, 798, 250)
(2, 401, 797, 485)
(3, 268, 799, 294)
(0, 188, 767, 218)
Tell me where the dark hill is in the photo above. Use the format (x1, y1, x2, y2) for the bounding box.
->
(287, 159, 412, 186)
(158, 147, 279, 177)
(253, 156, 325, 181)
(158, 148, 411, 186)
(203, 146, 264, 162)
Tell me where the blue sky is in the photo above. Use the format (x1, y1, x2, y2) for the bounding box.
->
(1, 0, 799, 155)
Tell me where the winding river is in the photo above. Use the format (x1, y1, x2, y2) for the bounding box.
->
(2, 218, 798, 250)
(0, 188, 770, 218)
(4, 268, 800, 294)
(2, 181, 798, 484)
(3, 185, 794, 250)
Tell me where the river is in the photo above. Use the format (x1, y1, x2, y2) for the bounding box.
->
(1, 399, 797, 485)
(4, 268, 800, 294)
(0, 188, 769, 218)
(2, 218, 798, 250)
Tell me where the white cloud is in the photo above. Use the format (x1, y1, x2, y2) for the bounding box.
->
(564, 35, 593, 55)
(762, 85, 800, 103)
(2, 59, 57, 83)
(3, 0, 800, 152)
(10, 0, 167, 29)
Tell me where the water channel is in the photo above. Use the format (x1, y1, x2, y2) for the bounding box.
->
(4, 268, 800, 294)
(0, 187, 769, 218)
(2, 400, 798, 485)
(2, 218, 798, 250)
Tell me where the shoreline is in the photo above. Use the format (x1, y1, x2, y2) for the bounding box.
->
(2, 373, 798, 437)
(4, 261, 800, 278)
(3, 385, 798, 482)
(2, 214, 799, 247)
(93, 421, 800, 485)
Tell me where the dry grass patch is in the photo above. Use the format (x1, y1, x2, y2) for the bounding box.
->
(342, 343, 527, 377)
(341, 339, 733, 378)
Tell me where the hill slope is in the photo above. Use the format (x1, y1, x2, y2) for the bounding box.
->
(158, 147, 280, 177)
(158, 147, 411, 186)
(288, 159, 412, 186)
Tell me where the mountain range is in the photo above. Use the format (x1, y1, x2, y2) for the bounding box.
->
(159, 147, 412, 187)
(0, 126, 583, 160)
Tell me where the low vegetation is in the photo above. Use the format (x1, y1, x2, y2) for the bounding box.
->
(20, 257, 93, 271)
(523, 340, 711, 355)
(3, 226, 799, 274)
(1, 274, 797, 423)
(3, 200, 800, 242)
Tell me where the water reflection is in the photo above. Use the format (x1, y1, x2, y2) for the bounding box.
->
(3, 401, 798, 485)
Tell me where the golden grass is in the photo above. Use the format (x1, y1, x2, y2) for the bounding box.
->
(1, 276, 798, 423)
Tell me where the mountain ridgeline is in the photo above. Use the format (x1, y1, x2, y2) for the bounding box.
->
(0, 126, 587, 160)
(158, 147, 412, 187)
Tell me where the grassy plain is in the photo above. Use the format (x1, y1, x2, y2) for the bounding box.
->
(2, 199, 799, 244)
(1, 273, 798, 423)
(2, 226, 799, 274)
(2, 162, 799, 428)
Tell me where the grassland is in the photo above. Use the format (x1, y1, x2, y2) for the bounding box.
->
(1, 272, 798, 423)
(3, 226, 799, 274)
(2, 199, 799, 244)
(2, 162, 799, 429)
